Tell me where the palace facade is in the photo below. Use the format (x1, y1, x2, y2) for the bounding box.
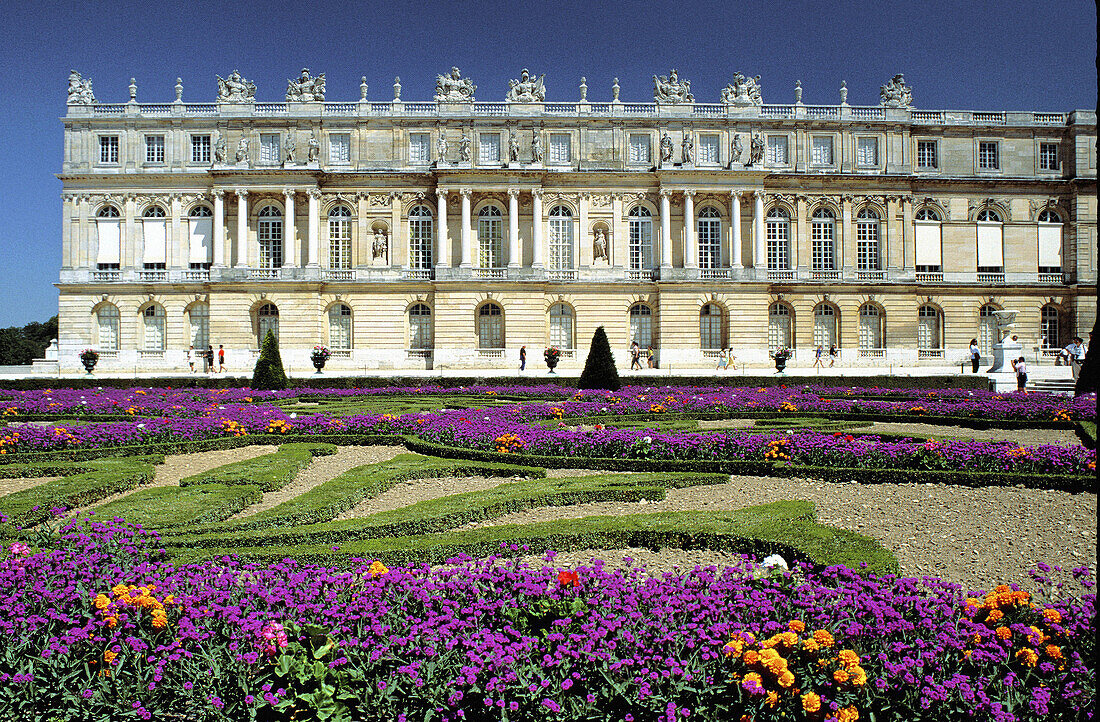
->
(56, 69, 1097, 372)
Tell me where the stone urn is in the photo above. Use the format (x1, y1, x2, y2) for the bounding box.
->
(546, 357, 559, 374)
(312, 358, 325, 374)
(774, 351, 789, 373)
(82, 357, 97, 374)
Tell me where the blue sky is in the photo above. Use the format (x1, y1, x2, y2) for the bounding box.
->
(0, 0, 1094, 327)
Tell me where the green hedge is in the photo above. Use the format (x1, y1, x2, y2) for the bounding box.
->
(90, 483, 264, 529)
(1076, 421, 1097, 449)
(776, 464, 1096, 492)
(179, 443, 336, 492)
(555, 409, 1075, 430)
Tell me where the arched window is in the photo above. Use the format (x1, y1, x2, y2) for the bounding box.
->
(188, 207, 214, 268)
(917, 305, 942, 351)
(915, 207, 942, 272)
(143, 206, 166, 218)
(478, 303, 504, 349)
(478, 205, 503, 269)
(976, 209, 1001, 222)
(699, 303, 725, 350)
(141, 206, 168, 269)
(811, 208, 836, 271)
(628, 206, 653, 270)
(1040, 305, 1060, 350)
(548, 303, 574, 349)
(1038, 209, 1063, 274)
(256, 302, 279, 346)
(813, 303, 838, 349)
(766, 207, 790, 270)
(258, 206, 283, 269)
(190, 205, 213, 218)
(409, 304, 432, 349)
(914, 207, 940, 221)
(768, 303, 792, 355)
(96, 305, 120, 350)
(409, 205, 433, 270)
(697, 206, 721, 270)
(188, 302, 209, 349)
(142, 305, 165, 351)
(97, 205, 120, 218)
(979, 305, 999, 354)
(329, 206, 352, 270)
(329, 304, 352, 350)
(96, 206, 122, 269)
(856, 208, 880, 272)
(858, 303, 884, 352)
(1038, 209, 1061, 223)
(629, 303, 653, 348)
(548, 206, 573, 271)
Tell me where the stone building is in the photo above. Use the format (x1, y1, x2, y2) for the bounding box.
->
(56, 69, 1096, 372)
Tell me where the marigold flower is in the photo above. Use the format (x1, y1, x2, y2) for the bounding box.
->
(837, 649, 860, 668)
(103, 650, 117, 664)
(742, 650, 760, 665)
(837, 705, 860, 722)
(1042, 608, 1062, 625)
(150, 614, 168, 629)
(777, 670, 795, 688)
(787, 620, 805, 633)
(995, 626, 1012, 640)
(741, 673, 765, 696)
(833, 668, 850, 683)
(1045, 644, 1063, 659)
(368, 560, 388, 578)
(1015, 648, 1038, 667)
(849, 667, 867, 686)
(801, 692, 822, 713)
(93, 594, 111, 610)
(765, 691, 779, 707)
(724, 639, 744, 657)
(105, 616, 118, 628)
(813, 629, 835, 647)
(985, 609, 1004, 623)
(802, 638, 820, 653)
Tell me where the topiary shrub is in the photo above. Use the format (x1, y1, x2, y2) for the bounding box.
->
(578, 326, 621, 391)
(251, 330, 288, 391)
(1075, 318, 1098, 397)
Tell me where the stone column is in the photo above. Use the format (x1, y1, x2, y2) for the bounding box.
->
(459, 188, 472, 268)
(841, 195, 854, 273)
(212, 190, 225, 266)
(435, 189, 449, 268)
(282, 189, 297, 267)
(730, 190, 743, 268)
(307, 189, 320, 267)
(169, 195, 182, 268)
(753, 190, 766, 269)
(532, 189, 544, 268)
(123, 195, 136, 268)
(659, 189, 672, 268)
(683, 190, 696, 268)
(235, 189, 248, 267)
(507, 189, 520, 268)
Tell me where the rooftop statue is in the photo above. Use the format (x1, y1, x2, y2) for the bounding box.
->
(435, 67, 476, 102)
(721, 72, 763, 106)
(506, 68, 546, 102)
(653, 69, 693, 104)
(67, 70, 95, 105)
(216, 70, 256, 103)
(286, 68, 326, 102)
(880, 73, 912, 108)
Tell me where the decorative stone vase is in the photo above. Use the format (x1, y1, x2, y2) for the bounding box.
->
(82, 358, 97, 374)
(774, 355, 787, 373)
(546, 358, 558, 374)
(312, 358, 326, 374)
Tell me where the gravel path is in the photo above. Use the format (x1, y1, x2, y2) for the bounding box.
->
(696, 418, 1080, 446)
(0, 475, 62, 497)
(335, 475, 519, 520)
(230, 446, 405, 520)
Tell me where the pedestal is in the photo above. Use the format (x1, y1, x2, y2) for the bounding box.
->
(987, 340, 1022, 373)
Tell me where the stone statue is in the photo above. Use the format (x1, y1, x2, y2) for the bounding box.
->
(731, 133, 744, 164)
(216, 70, 256, 103)
(531, 131, 543, 163)
(286, 68, 326, 102)
(438, 133, 448, 162)
(393, 76, 402, 100)
(67, 70, 95, 105)
(505, 68, 545, 102)
(659, 133, 674, 163)
(284, 132, 296, 163)
(307, 133, 320, 163)
(681, 134, 694, 165)
(360, 77, 368, 101)
(749, 134, 765, 165)
(434, 67, 476, 102)
(721, 72, 763, 106)
(880, 74, 912, 108)
(653, 69, 693, 104)
(235, 136, 249, 163)
(579, 77, 587, 101)
(213, 132, 227, 163)
(794, 80, 803, 104)
(840, 80, 848, 105)
(993, 310, 1018, 343)
(612, 78, 620, 102)
(459, 135, 471, 163)
(372, 229, 388, 260)
(509, 133, 519, 163)
(593, 229, 607, 261)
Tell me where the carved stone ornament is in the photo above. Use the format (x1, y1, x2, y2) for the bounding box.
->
(459, 135, 471, 163)
(369, 194, 390, 207)
(216, 70, 256, 103)
(213, 132, 227, 164)
(721, 72, 763, 106)
(307, 133, 320, 163)
(506, 69, 545, 102)
(286, 68, 325, 102)
(653, 69, 693, 104)
(67, 70, 95, 105)
(435, 67, 476, 102)
(749, 134, 765, 165)
(681, 135, 694, 164)
(284, 132, 296, 163)
(593, 229, 608, 260)
(531, 131, 543, 162)
(731, 133, 744, 163)
(235, 136, 250, 163)
(659, 133, 674, 163)
(508, 133, 519, 163)
(879, 73, 912, 108)
(372, 229, 388, 259)
(591, 195, 613, 208)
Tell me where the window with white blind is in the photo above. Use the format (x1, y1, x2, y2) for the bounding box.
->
(1038, 209, 1063, 272)
(328, 134, 351, 163)
(978, 141, 999, 170)
(810, 136, 834, 166)
(329, 206, 352, 269)
(917, 306, 942, 350)
(142, 206, 167, 268)
(858, 304, 884, 350)
(766, 207, 790, 270)
(408, 205, 433, 269)
(478, 303, 504, 348)
(99, 136, 119, 164)
(259, 134, 280, 165)
(629, 304, 652, 348)
(1040, 305, 1060, 349)
(628, 206, 653, 270)
(976, 209, 1003, 272)
(257, 205, 283, 269)
(145, 135, 165, 164)
(629, 134, 651, 164)
(409, 133, 430, 165)
(1039, 143, 1059, 171)
(856, 137, 878, 167)
(914, 207, 942, 272)
(409, 304, 432, 349)
(329, 304, 352, 349)
(813, 304, 838, 349)
(768, 304, 792, 354)
(97, 305, 120, 350)
(766, 136, 788, 166)
(856, 208, 880, 271)
(698, 135, 720, 165)
(549, 134, 571, 164)
(548, 205, 573, 270)
(699, 303, 724, 349)
(95, 205, 121, 268)
(142, 305, 165, 351)
(188, 206, 213, 267)
(810, 208, 836, 271)
(478, 133, 501, 164)
(478, 205, 504, 268)
(549, 303, 574, 349)
(697, 206, 721, 269)
(191, 135, 211, 164)
(916, 140, 938, 169)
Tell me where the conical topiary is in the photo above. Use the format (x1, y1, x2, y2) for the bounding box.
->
(251, 329, 288, 390)
(578, 326, 621, 391)
(1075, 318, 1098, 397)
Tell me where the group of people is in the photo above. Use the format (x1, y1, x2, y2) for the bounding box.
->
(714, 348, 737, 370)
(187, 344, 225, 373)
(812, 345, 839, 368)
(629, 341, 657, 370)
(968, 335, 1087, 391)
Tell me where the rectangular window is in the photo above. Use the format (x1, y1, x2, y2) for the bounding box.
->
(549, 133, 571, 164)
(856, 137, 878, 167)
(191, 134, 211, 164)
(698, 134, 720, 165)
(1039, 143, 1059, 171)
(811, 221, 835, 270)
(766, 136, 788, 165)
(811, 136, 834, 166)
(629, 134, 651, 164)
(478, 133, 501, 164)
(978, 141, 999, 170)
(916, 140, 937, 169)
(328, 133, 351, 163)
(856, 221, 879, 271)
(259, 134, 280, 165)
(99, 135, 119, 164)
(145, 135, 165, 164)
(409, 133, 430, 165)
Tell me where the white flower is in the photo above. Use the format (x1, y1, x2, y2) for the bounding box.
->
(136, 423, 145, 429)
(642, 436, 653, 444)
(761, 554, 788, 571)
(289, 413, 297, 419)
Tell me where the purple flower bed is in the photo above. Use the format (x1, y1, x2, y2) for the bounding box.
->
(0, 520, 1093, 721)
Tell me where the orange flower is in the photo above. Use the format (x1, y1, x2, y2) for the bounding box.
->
(742, 650, 760, 665)
(1015, 648, 1038, 667)
(788, 620, 805, 633)
(1042, 608, 1062, 625)
(368, 560, 388, 578)
(802, 638, 820, 653)
(985, 609, 1004, 623)
(833, 668, 850, 683)
(837, 705, 860, 722)
(850, 667, 868, 686)
(765, 691, 779, 707)
(103, 650, 117, 664)
(837, 649, 860, 668)
(93, 594, 111, 610)
(104, 616, 118, 628)
(1045, 644, 1063, 659)
(813, 629, 835, 647)
(995, 626, 1012, 640)
(801, 692, 822, 713)
(777, 670, 795, 688)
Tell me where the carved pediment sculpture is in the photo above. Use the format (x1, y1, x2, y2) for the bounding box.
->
(879, 73, 912, 108)
(653, 69, 693, 104)
(506, 69, 546, 102)
(67, 70, 95, 105)
(435, 67, 476, 102)
(216, 70, 256, 103)
(286, 68, 326, 101)
(721, 72, 763, 106)
(213, 132, 227, 163)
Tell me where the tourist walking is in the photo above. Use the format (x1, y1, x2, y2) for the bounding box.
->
(206, 344, 214, 374)
(727, 348, 737, 371)
(715, 348, 728, 370)
(813, 346, 824, 368)
(218, 345, 225, 373)
(1011, 356, 1028, 391)
(630, 341, 642, 370)
(519, 345, 526, 372)
(969, 338, 981, 373)
(1065, 337, 1085, 380)
(646, 346, 656, 368)
(828, 345, 838, 367)
(187, 345, 195, 373)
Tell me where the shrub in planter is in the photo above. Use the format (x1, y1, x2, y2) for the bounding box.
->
(79, 349, 99, 373)
(311, 345, 331, 373)
(251, 330, 288, 391)
(578, 326, 621, 391)
(544, 346, 561, 372)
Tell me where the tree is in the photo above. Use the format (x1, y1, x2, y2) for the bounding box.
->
(577, 326, 621, 391)
(251, 329, 288, 390)
(0, 316, 58, 365)
(1074, 318, 1098, 397)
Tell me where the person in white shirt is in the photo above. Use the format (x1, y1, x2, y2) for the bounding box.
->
(187, 345, 195, 373)
(1064, 337, 1085, 380)
(969, 339, 981, 373)
(1011, 356, 1028, 391)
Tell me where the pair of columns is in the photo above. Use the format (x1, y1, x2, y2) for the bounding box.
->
(434, 188, 543, 269)
(213, 188, 321, 268)
(660, 188, 764, 269)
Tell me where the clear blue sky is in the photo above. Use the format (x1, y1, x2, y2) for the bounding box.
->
(0, 0, 1094, 327)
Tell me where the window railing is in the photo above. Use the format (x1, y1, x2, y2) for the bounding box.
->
(329, 349, 352, 358)
(402, 268, 434, 280)
(404, 102, 435, 115)
(767, 270, 795, 281)
(369, 102, 392, 115)
(92, 271, 121, 282)
(324, 103, 356, 115)
(544, 103, 578, 114)
(972, 111, 1006, 124)
(810, 270, 840, 281)
(805, 106, 839, 119)
(182, 270, 210, 282)
(1040, 347, 1062, 359)
(915, 272, 943, 283)
(473, 268, 507, 279)
(625, 269, 655, 281)
(911, 110, 944, 123)
(1038, 272, 1065, 284)
(976, 272, 1005, 284)
(138, 349, 165, 357)
(322, 269, 354, 281)
(699, 268, 731, 280)
(623, 104, 655, 116)
(851, 107, 887, 121)
(548, 269, 577, 281)
(1033, 113, 1066, 124)
(186, 104, 216, 116)
(858, 348, 886, 358)
(95, 349, 119, 359)
(142, 105, 173, 116)
(701, 349, 726, 359)
(137, 270, 168, 282)
(254, 103, 287, 115)
(917, 348, 945, 359)
(558, 349, 576, 359)
(248, 269, 281, 280)
(855, 271, 886, 281)
(406, 348, 433, 359)
(477, 348, 504, 358)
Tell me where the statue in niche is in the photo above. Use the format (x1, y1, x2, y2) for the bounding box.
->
(437, 133, 448, 162)
(506, 68, 546, 102)
(213, 132, 227, 164)
(721, 72, 763, 106)
(659, 133, 674, 164)
(593, 229, 608, 262)
(372, 229, 388, 262)
(67, 70, 95, 105)
(653, 69, 693, 104)
(879, 73, 913, 108)
(434, 67, 476, 102)
(459, 135, 471, 163)
(284, 133, 296, 163)
(235, 136, 249, 163)
(749, 134, 765, 166)
(681, 135, 694, 165)
(731, 133, 744, 164)
(509, 133, 520, 163)
(216, 70, 256, 103)
(307, 133, 320, 163)
(531, 131, 543, 163)
(286, 68, 325, 102)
